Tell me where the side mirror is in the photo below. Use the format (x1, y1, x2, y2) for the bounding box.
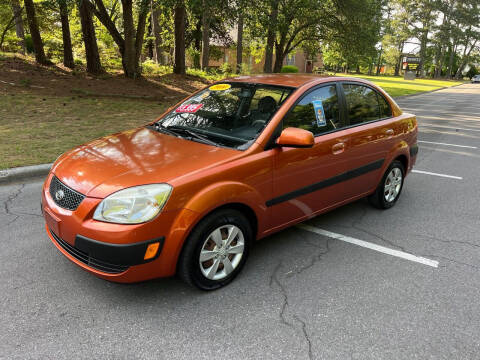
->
(276, 127, 314, 148)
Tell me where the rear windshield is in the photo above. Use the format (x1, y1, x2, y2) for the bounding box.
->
(156, 83, 293, 150)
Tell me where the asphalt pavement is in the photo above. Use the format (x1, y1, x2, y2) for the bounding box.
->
(1, 83, 480, 359)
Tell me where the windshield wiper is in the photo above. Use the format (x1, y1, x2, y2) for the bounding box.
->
(167, 126, 220, 147)
(152, 123, 184, 137)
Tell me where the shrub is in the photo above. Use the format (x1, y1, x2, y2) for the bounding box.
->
(219, 62, 233, 74)
(466, 65, 478, 79)
(141, 59, 171, 75)
(280, 65, 299, 73)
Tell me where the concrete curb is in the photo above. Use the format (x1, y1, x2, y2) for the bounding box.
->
(0, 163, 52, 184)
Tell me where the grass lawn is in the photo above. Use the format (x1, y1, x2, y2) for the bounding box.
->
(0, 94, 168, 169)
(335, 73, 465, 97)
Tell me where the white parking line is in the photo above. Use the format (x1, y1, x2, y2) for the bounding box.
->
(411, 169, 463, 180)
(419, 124, 480, 132)
(297, 224, 439, 268)
(418, 140, 477, 149)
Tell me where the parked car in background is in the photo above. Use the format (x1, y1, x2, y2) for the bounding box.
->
(41, 75, 418, 290)
(471, 75, 480, 83)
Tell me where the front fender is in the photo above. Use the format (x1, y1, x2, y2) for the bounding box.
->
(184, 181, 269, 236)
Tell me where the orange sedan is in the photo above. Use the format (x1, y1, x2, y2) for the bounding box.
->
(41, 75, 417, 290)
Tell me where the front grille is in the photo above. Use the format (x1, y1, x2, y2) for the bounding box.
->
(49, 176, 85, 211)
(50, 230, 129, 274)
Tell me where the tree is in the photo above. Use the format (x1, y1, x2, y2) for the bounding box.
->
(78, 0, 103, 74)
(201, 0, 210, 70)
(263, 0, 278, 73)
(173, 0, 186, 74)
(236, 7, 243, 73)
(89, 0, 149, 78)
(24, 0, 49, 64)
(150, 0, 163, 64)
(10, 0, 25, 53)
(58, 0, 74, 68)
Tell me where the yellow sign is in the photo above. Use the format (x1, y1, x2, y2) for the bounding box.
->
(209, 83, 231, 91)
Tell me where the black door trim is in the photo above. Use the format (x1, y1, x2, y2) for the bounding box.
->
(266, 158, 385, 207)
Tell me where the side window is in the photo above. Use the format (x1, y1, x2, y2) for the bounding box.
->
(342, 84, 380, 125)
(377, 93, 392, 118)
(283, 85, 342, 135)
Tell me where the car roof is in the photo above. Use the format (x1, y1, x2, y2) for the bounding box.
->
(225, 74, 348, 88)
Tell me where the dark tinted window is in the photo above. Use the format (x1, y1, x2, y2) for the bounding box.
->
(377, 93, 392, 118)
(283, 85, 342, 135)
(343, 84, 380, 125)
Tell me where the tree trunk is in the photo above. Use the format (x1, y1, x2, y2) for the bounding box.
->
(193, 18, 201, 68)
(446, 42, 455, 78)
(10, 0, 25, 53)
(120, 0, 136, 77)
(173, 1, 186, 75)
(418, 28, 428, 77)
(201, 2, 210, 70)
(150, 0, 162, 64)
(24, 0, 48, 64)
(78, 0, 103, 74)
(394, 42, 404, 77)
(134, 0, 149, 75)
(272, 45, 284, 73)
(375, 45, 383, 76)
(236, 11, 243, 73)
(263, 1, 278, 73)
(59, 0, 74, 68)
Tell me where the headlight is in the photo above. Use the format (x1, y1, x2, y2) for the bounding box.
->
(93, 184, 172, 224)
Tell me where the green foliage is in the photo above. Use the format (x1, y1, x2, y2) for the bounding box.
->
(219, 62, 233, 74)
(280, 65, 298, 73)
(466, 66, 478, 79)
(24, 35, 34, 54)
(141, 60, 172, 75)
(209, 46, 223, 62)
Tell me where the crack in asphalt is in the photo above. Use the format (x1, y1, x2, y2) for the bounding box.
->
(269, 238, 330, 360)
(2, 184, 43, 228)
(413, 233, 480, 250)
(3, 184, 25, 227)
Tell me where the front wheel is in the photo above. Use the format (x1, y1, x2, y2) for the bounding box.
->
(177, 209, 252, 290)
(368, 160, 405, 209)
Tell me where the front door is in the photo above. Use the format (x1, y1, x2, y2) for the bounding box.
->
(268, 84, 350, 230)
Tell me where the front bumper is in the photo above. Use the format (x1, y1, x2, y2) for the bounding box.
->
(48, 227, 164, 274)
(42, 173, 200, 282)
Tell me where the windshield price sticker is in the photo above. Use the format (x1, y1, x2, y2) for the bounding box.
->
(209, 84, 231, 91)
(175, 103, 204, 113)
(312, 100, 326, 127)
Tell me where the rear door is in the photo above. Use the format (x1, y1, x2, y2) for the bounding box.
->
(339, 82, 398, 198)
(269, 83, 351, 229)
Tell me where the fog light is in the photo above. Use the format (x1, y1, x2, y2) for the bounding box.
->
(144, 242, 160, 260)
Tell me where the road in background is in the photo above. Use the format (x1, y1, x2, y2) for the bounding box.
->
(1, 84, 480, 359)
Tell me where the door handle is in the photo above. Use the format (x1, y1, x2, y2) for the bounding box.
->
(332, 142, 345, 154)
(384, 129, 394, 136)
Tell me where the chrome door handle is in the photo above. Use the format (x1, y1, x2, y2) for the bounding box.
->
(384, 129, 394, 136)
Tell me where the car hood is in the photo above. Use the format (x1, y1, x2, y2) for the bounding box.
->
(52, 127, 240, 198)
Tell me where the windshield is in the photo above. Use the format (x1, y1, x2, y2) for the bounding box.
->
(156, 83, 293, 150)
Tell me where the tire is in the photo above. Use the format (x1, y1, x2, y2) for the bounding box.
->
(368, 160, 405, 209)
(177, 209, 252, 290)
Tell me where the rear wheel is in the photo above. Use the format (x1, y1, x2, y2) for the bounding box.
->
(369, 160, 405, 209)
(177, 209, 252, 290)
